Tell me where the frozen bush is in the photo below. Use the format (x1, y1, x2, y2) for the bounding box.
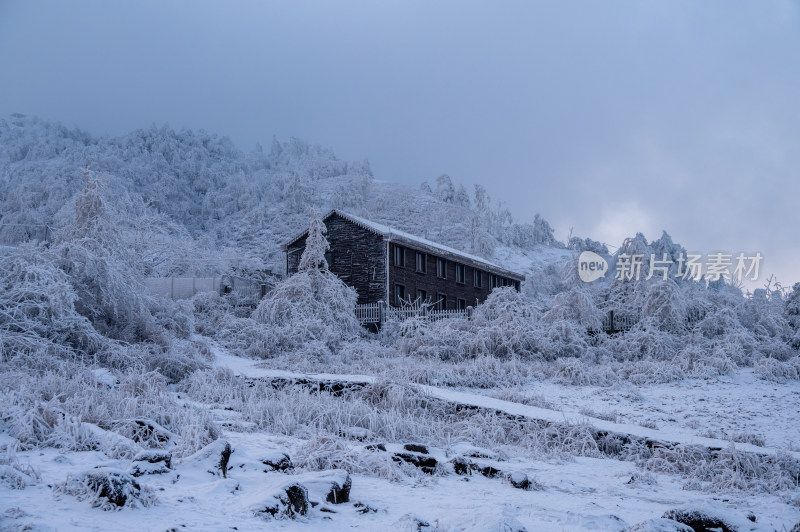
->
(252, 269, 360, 355)
(55, 467, 157, 510)
(252, 211, 360, 355)
(754, 356, 800, 382)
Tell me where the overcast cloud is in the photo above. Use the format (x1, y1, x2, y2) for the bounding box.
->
(1, 0, 798, 286)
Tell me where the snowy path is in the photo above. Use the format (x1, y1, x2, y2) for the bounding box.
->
(214, 351, 800, 462)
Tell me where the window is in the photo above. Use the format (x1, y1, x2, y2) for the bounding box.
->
(489, 274, 499, 289)
(415, 251, 426, 273)
(324, 250, 334, 268)
(393, 246, 405, 267)
(455, 264, 465, 284)
(437, 258, 447, 279)
(436, 293, 447, 311)
(513, 280, 520, 291)
(394, 284, 405, 305)
(417, 289, 427, 304)
(473, 269, 483, 288)
(457, 298, 467, 311)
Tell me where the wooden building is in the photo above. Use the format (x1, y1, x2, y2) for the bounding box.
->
(281, 210, 525, 310)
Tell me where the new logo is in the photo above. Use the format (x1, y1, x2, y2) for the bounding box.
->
(578, 251, 608, 283)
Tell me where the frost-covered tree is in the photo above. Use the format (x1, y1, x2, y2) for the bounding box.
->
(284, 172, 311, 213)
(298, 209, 330, 271)
(435, 174, 455, 203)
(455, 184, 471, 207)
(52, 173, 154, 342)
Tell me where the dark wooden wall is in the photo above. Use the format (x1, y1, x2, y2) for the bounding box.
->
(388, 243, 518, 309)
(286, 214, 386, 304)
(286, 213, 521, 308)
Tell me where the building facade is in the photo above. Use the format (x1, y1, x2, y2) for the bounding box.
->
(282, 210, 525, 309)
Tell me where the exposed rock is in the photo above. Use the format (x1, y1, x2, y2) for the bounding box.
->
(451, 443, 502, 461)
(661, 507, 741, 532)
(183, 439, 236, 477)
(219, 441, 233, 478)
(110, 418, 175, 447)
(260, 451, 293, 472)
(392, 452, 437, 474)
(252, 483, 308, 519)
(354, 501, 379, 514)
(451, 457, 472, 476)
(295, 469, 352, 504)
(625, 518, 694, 532)
(129, 450, 172, 477)
(403, 443, 429, 454)
(509, 471, 530, 490)
(477, 463, 502, 478)
(79, 468, 143, 507)
(365, 443, 387, 452)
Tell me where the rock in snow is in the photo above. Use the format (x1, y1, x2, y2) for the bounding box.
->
(128, 450, 172, 477)
(403, 443, 429, 454)
(392, 452, 438, 474)
(260, 451, 293, 472)
(294, 469, 352, 504)
(661, 505, 755, 532)
(625, 519, 694, 532)
(509, 471, 531, 490)
(252, 482, 308, 519)
(73, 467, 143, 508)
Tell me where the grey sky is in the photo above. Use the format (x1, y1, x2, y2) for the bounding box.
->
(1, 0, 799, 287)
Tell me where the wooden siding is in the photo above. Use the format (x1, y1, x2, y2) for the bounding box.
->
(388, 242, 517, 309)
(286, 213, 386, 304)
(285, 212, 522, 308)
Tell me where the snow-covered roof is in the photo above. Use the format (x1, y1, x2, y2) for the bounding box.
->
(284, 209, 525, 281)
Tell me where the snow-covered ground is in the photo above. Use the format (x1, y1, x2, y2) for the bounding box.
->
(501, 372, 800, 450)
(5, 347, 798, 532)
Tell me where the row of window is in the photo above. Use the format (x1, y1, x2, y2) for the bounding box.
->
(394, 245, 486, 287)
(393, 284, 469, 310)
(393, 245, 519, 290)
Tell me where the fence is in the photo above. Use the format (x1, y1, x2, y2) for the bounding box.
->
(354, 301, 471, 325)
(599, 307, 709, 333)
(0, 223, 52, 245)
(145, 276, 272, 306)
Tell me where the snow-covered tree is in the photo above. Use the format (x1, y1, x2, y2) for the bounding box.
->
(298, 209, 330, 271)
(455, 184, 471, 207)
(435, 174, 455, 203)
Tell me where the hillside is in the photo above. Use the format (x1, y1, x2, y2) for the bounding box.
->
(0, 114, 565, 281)
(2, 115, 800, 531)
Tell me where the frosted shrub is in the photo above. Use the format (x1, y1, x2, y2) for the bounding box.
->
(0, 445, 40, 489)
(615, 359, 686, 385)
(252, 269, 360, 355)
(253, 211, 360, 355)
(640, 280, 686, 333)
(0, 244, 106, 362)
(603, 321, 684, 362)
(539, 320, 589, 360)
(0, 364, 219, 458)
(754, 356, 800, 382)
(400, 288, 542, 361)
